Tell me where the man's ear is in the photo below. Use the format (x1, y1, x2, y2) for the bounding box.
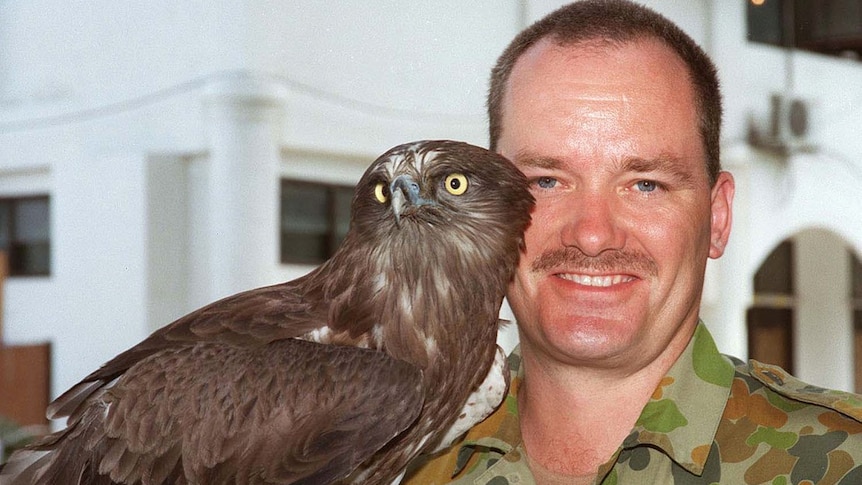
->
(708, 171, 734, 259)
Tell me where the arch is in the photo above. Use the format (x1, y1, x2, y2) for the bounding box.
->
(744, 151, 862, 285)
(747, 227, 857, 392)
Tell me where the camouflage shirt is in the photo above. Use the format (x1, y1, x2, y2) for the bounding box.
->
(403, 322, 862, 484)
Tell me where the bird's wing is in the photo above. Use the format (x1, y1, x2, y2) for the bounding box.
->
(47, 281, 324, 421)
(11, 339, 423, 485)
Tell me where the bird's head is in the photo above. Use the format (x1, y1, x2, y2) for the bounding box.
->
(351, 140, 533, 234)
(314, 140, 534, 359)
(347, 140, 534, 262)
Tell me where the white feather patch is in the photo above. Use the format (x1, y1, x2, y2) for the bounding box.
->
(431, 345, 509, 452)
(302, 326, 333, 343)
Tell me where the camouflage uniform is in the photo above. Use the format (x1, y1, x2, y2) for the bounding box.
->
(404, 322, 862, 484)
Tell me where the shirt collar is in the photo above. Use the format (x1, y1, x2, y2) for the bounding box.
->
(618, 321, 735, 476)
(453, 321, 735, 478)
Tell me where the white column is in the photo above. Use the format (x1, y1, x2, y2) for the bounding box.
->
(193, 73, 287, 305)
(794, 229, 854, 391)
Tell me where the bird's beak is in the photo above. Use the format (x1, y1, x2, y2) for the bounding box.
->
(390, 175, 431, 225)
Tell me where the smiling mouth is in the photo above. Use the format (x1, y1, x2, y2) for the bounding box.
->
(556, 273, 636, 287)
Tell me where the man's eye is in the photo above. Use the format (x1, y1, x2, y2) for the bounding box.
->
(635, 180, 660, 193)
(534, 177, 557, 189)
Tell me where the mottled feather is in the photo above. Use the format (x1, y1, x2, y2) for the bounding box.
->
(0, 140, 534, 485)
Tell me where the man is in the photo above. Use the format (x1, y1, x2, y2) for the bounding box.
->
(405, 1, 862, 484)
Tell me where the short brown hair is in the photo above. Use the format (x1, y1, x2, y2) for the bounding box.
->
(488, 0, 722, 185)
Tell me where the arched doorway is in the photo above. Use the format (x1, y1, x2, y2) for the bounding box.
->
(747, 229, 859, 392)
(748, 239, 794, 373)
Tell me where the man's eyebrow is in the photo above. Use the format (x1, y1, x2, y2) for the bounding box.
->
(512, 153, 565, 170)
(620, 155, 697, 185)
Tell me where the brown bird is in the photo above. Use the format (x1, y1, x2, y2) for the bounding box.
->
(0, 140, 534, 485)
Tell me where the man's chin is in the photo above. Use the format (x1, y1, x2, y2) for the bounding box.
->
(525, 315, 641, 363)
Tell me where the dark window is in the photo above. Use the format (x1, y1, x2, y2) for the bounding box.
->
(747, 0, 787, 46)
(0, 196, 51, 276)
(280, 180, 353, 265)
(748, 0, 862, 60)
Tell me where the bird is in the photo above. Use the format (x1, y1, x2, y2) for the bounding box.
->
(0, 139, 534, 485)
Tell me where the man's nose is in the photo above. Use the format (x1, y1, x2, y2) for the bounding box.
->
(559, 191, 625, 257)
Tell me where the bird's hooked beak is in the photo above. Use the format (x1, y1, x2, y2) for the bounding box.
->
(390, 174, 434, 225)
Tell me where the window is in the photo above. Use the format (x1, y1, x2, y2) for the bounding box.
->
(747, 0, 786, 46)
(747, 0, 862, 60)
(748, 240, 795, 372)
(280, 180, 353, 265)
(0, 196, 51, 276)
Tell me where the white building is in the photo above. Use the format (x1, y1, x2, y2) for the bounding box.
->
(1, 1, 861, 425)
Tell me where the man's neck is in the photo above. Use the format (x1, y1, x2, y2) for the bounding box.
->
(517, 334, 691, 482)
(526, 451, 597, 485)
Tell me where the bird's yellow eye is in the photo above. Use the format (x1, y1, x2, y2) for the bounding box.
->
(374, 182, 388, 203)
(444, 173, 468, 196)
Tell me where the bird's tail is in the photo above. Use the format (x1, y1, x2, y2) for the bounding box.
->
(0, 447, 57, 485)
(0, 410, 108, 485)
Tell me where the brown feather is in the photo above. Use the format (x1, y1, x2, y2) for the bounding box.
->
(0, 140, 534, 485)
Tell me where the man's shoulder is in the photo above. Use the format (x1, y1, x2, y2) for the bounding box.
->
(728, 357, 862, 436)
(715, 358, 862, 482)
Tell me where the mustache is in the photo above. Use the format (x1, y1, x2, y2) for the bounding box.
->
(530, 247, 658, 277)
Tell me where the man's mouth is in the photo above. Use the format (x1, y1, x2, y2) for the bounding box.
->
(556, 273, 636, 287)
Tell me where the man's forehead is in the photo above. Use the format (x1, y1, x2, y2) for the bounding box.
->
(499, 35, 703, 163)
(510, 36, 690, 92)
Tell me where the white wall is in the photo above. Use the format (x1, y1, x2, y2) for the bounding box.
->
(46, 151, 151, 399)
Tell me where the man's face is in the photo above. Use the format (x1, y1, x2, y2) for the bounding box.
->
(499, 38, 734, 371)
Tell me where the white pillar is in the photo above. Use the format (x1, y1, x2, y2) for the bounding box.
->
(193, 73, 287, 305)
(794, 229, 854, 391)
